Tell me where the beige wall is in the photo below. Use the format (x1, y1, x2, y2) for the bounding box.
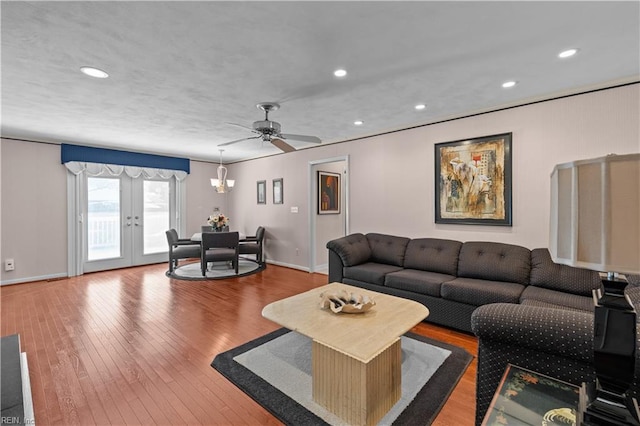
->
(226, 84, 640, 267)
(2, 84, 639, 284)
(1, 139, 68, 283)
(185, 160, 229, 236)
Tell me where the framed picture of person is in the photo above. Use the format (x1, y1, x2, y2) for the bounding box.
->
(257, 180, 266, 204)
(273, 178, 283, 204)
(318, 171, 340, 214)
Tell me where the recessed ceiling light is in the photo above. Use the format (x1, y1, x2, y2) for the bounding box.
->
(558, 48, 578, 59)
(354, 120, 364, 126)
(80, 66, 109, 78)
(502, 81, 517, 88)
(334, 69, 347, 77)
(415, 104, 426, 110)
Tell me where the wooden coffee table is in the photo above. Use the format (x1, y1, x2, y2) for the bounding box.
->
(262, 282, 429, 426)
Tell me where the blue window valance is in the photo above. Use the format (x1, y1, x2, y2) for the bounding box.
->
(61, 144, 190, 174)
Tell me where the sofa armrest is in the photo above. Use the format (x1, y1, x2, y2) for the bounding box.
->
(471, 303, 594, 363)
(326, 233, 371, 267)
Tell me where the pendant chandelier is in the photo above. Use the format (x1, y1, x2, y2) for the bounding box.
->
(210, 149, 235, 193)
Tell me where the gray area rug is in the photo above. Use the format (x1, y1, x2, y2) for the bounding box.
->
(165, 258, 264, 280)
(212, 328, 473, 425)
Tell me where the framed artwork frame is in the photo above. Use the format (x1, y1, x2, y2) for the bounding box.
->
(318, 171, 340, 214)
(273, 178, 283, 204)
(257, 180, 266, 204)
(435, 132, 512, 226)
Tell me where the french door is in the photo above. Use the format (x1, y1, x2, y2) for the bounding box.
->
(83, 175, 175, 273)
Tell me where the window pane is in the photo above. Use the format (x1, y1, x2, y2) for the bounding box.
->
(143, 180, 170, 254)
(87, 178, 121, 260)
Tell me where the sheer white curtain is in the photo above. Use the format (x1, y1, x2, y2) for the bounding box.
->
(64, 161, 188, 181)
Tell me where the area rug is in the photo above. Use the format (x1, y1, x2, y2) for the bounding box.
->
(165, 258, 265, 281)
(212, 328, 472, 425)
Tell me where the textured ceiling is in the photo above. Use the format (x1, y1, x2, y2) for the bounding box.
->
(2, 1, 639, 163)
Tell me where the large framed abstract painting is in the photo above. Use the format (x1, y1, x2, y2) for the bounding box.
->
(318, 171, 340, 214)
(435, 133, 512, 226)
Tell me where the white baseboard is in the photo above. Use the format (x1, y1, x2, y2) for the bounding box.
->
(265, 259, 310, 272)
(1, 272, 67, 286)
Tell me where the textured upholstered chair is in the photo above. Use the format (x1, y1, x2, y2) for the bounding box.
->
(471, 277, 640, 425)
(201, 231, 239, 275)
(165, 229, 201, 272)
(239, 226, 265, 264)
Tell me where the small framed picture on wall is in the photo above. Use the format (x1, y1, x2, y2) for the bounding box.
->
(257, 180, 266, 204)
(273, 178, 283, 204)
(318, 171, 340, 214)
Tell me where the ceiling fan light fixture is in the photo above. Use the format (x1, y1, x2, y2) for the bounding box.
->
(80, 66, 109, 78)
(334, 69, 347, 77)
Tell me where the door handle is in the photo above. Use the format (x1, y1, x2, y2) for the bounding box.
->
(126, 222, 132, 226)
(126, 216, 132, 220)
(134, 223, 140, 226)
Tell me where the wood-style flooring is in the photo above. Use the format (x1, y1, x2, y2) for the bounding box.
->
(1, 262, 478, 425)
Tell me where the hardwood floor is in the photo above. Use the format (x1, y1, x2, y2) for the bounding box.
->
(1, 263, 478, 425)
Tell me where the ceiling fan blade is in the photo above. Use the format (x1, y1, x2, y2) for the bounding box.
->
(217, 135, 261, 147)
(280, 133, 322, 144)
(225, 122, 255, 131)
(271, 138, 296, 153)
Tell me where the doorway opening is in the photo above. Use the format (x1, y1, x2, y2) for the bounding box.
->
(308, 156, 349, 273)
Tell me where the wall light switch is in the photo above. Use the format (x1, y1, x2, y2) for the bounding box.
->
(291, 206, 299, 213)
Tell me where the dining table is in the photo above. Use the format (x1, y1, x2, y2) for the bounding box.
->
(191, 231, 246, 242)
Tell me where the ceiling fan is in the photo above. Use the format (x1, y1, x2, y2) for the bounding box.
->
(218, 102, 321, 153)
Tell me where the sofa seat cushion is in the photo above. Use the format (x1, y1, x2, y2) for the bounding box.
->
(520, 299, 591, 313)
(403, 238, 462, 275)
(529, 248, 602, 296)
(343, 262, 403, 285)
(384, 269, 454, 297)
(441, 278, 525, 306)
(457, 242, 531, 285)
(520, 285, 594, 312)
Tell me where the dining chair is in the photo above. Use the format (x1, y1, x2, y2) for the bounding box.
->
(201, 231, 240, 276)
(239, 226, 265, 264)
(165, 229, 201, 272)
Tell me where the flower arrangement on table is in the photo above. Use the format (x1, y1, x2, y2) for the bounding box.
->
(207, 213, 229, 230)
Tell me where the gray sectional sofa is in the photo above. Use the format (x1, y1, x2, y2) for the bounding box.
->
(327, 232, 640, 424)
(327, 232, 601, 333)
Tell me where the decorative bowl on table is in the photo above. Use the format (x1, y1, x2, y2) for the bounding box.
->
(319, 289, 376, 314)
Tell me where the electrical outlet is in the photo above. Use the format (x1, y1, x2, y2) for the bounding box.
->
(5, 258, 15, 271)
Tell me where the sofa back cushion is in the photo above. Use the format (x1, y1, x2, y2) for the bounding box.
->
(404, 238, 462, 275)
(529, 248, 602, 296)
(326, 233, 371, 267)
(366, 233, 410, 267)
(457, 241, 531, 284)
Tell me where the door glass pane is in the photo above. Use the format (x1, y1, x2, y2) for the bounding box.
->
(87, 177, 121, 260)
(143, 180, 170, 254)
